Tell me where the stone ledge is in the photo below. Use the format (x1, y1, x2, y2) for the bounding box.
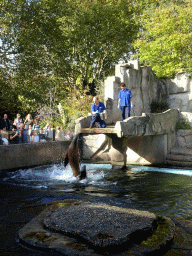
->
(166, 160, 192, 168)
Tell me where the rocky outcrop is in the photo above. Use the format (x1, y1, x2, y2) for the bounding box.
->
(115, 109, 179, 138)
(19, 201, 178, 256)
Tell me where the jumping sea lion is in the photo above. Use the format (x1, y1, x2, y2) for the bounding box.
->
(64, 133, 86, 179)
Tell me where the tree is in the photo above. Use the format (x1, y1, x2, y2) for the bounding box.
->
(58, 0, 140, 84)
(0, 69, 19, 120)
(0, 0, 141, 118)
(133, 1, 192, 78)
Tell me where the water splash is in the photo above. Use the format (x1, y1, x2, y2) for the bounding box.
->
(2, 164, 192, 190)
(2, 163, 112, 188)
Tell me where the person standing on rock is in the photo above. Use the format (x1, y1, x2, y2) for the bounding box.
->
(118, 82, 133, 121)
(90, 96, 106, 128)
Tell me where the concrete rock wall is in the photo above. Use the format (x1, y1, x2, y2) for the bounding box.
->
(76, 61, 192, 166)
(104, 61, 192, 123)
(0, 141, 71, 171)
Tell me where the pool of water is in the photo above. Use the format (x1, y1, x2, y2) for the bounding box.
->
(0, 163, 192, 255)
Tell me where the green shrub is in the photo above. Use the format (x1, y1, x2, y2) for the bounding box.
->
(176, 118, 191, 130)
(150, 99, 169, 113)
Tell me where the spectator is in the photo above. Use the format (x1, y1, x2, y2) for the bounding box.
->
(55, 126, 62, 141)
(47, 123, 54, 140)
(0, 134, 3, 145)
(1, 131, 9, 145)
(31, 130, 39, 143)
(32, 119, 40, 131)
(1, 114, 11, 131)
(9, 125, 19, 144)
(43, 123, 49, 136)
(0, 115, 2, 130)
(27, 124, 33, 143)
(18, 122, 27, 143)
(24, 114, 33, 130)
(14, 113, 23, 129)
(64, 131, 70, 140)
(39, 128, 46, 142)
(68, 130, 73, 140)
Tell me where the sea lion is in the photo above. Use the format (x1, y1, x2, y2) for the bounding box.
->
(78, 165, 87, 180)
(64, 133, 86, 179)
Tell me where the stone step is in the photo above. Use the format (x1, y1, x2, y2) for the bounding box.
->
(166, 154, 192, 162)
(169, 147, 192, 156)
(166, 147, 192, 167)
(166, 160, 192, 167)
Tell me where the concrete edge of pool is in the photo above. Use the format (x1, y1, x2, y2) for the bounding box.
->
(17, 200, 192, 256)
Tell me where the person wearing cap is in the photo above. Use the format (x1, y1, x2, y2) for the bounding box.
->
(90, 96, 106, 128)
(118, 82, 133, 121)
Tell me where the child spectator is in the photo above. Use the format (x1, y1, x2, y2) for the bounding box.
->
(39, 128, 46, 142)
(1, 131, 9, 145)
(31, 130, 39, 143)
(9, 125, 19, 144)
(32, 119, 40, 131)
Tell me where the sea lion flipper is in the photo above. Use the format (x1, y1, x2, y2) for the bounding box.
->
(64, 151, 69, 167)
(78, 165, 86, 180)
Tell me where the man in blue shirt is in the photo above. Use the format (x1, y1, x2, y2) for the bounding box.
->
(90, 96, 106, 128)
(18, 122, 28, 143)
(118, 82, 133, 121)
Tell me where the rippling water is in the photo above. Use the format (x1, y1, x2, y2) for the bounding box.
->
(0, 163, 192, 255)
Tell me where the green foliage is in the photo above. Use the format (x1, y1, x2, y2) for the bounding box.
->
(62, 84, 93, 118)
(0, 70, 20, 120)
(58, 0, 140, 82)
(150, 98, 169, 113)
(176, 118, 191, 130)
(133, 1, 192, 78)
(37, 84, 93, 133)
(0, 0, 141, 120)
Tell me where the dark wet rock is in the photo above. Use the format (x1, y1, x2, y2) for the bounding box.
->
(18, 200, 192, 256)
(44, 204, 156, 250)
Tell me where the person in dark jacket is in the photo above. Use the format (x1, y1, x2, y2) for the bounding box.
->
(9, 125, 19, 144)
(1, 114, 11, 131)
